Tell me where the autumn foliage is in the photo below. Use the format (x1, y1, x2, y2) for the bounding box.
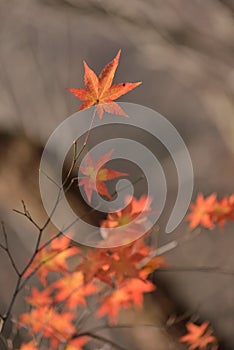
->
(19, 236, 162, 349)
(1, 50, 229, 350)
(187, 193, 234, 230)
(179, 322, 218, 350)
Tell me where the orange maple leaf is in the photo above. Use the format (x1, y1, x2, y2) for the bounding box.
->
(212, 195, 234, 227)
(52, 271, 98, 309)
(76, 249, 114, 286)
(76, 239, 164, 286)
(97, 278, 155, 323)
(23, 236, 79, 286)
(78, 149, 128, 203)
(104, 251, 140, 285)
(187, 193, 234, 230)
(25, 287, 52, 307)
(100, 195, 153, 245)
(180, 321, 218, 350)
(20, 306, 76, 348)
(66, 50, 142, 118)
(65, 337, 89, 350)
(139, 255, 168, 279)
(103, 242, 160, 285)
(187, 193, 217, 230)
(20, 341, 38, 350)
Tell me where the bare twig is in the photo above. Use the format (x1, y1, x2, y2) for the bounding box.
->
(62, 141, 86, 187)
(0, 222, 20, 276)
(81, 323, 165, 334)
(62, 107, 97, 188)
(13, 201, 41, 231)
(156, 266, 234, 276)
(2, 277, 21, 324)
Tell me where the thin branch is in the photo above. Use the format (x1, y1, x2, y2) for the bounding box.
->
(62, 141, 86, 187)
(39, 138, 87, 233)
(0, 243, 5, 250)
(40, 187, 63, 232)
(1, 221, 8, 247)
(0, 247, 20, 277)
(2, 276, 21, 324)
(0, 333, 8, 348)
(13, 201, 41, 231)
(62, 106, 96, 190)
(18, 245, 65, 293)
(2, 106, 128, 332)
(156, 266, 234, 276)
(81, 322, 165, 334)
(84, 107, 97, 145)
(64, 176, 78, 194)
(0, 222, 20, 276)
(40, 168, 60, 188)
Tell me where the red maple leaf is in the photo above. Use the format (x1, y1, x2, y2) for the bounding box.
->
(78, 149, 128, 203)
(66, 50, 141, 118)
(179, 321, 218, 350)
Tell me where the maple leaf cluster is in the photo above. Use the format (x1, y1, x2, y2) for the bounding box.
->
(23, 235, 78, 286)
(18, 235, 166, 349)
(77, 146, 154, 245)
(187, 193, 234, 230)
(180, 321, 218, 350)
(13, 51, 230, 350)
(16, 51, 162, 350)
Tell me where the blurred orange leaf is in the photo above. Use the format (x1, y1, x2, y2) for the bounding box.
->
(140, 255, 168, 279)
(97, 278, 155, 323)
(23, 236, 79, 286)
(180, 321, 218, 350)
(65, 337, 89, 350)
(20, 341, 38, 350)
(187, 193, 216, 230)
(52, 271, 98, 308)
(78, 149, 128, 203)
(19, 306, 75, 347)
(100, 195, 153, 244)
(187, 193, 234, 230)
(25, 287, 52, 307)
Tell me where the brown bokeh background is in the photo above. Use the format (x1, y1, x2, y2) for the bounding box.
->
(0, 0, 234, 349)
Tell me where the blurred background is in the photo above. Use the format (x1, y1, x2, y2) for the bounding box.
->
(0, 0, 234, 349)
